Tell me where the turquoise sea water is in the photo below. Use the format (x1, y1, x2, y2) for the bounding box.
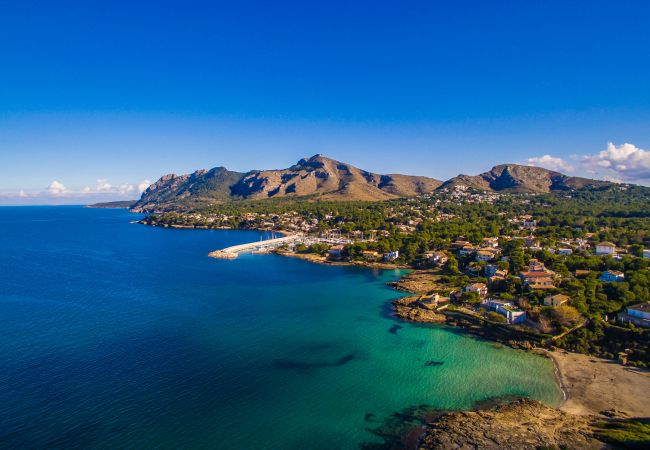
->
(0, 207, 562, 449)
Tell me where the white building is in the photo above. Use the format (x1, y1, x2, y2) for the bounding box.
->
(384, 250, 399, 261)
(595, 242, 616, 255)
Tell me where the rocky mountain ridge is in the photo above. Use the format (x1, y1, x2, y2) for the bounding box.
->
(440, 163, 610, 193)
(132, 154, 442, 211)
(131, 155, 617, 211)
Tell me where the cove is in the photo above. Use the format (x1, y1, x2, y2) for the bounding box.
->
(0, 207, 563, 449)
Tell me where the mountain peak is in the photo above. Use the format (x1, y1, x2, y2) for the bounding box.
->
(442, 163, 608, 193)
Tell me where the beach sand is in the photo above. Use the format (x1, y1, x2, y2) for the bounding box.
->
(548, 350, 650, 417)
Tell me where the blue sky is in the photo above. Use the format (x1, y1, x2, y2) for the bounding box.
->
(1, 1, 650, 204)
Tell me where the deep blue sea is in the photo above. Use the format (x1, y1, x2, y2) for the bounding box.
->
(0, 207, 562, 449)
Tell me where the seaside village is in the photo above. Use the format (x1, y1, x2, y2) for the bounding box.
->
(157, 187, 650, 344)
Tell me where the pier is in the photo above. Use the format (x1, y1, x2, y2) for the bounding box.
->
(208, 234, 301, 259)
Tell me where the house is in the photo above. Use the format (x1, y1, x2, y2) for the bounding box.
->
(458, 245, 476, 256)
(463, 282, 488, 297)
(544, 294, 570, 307)
(574, 270, 591, 278)
(475, 250, 495, 262)
(643, 249, 650, 259)
(599, 270, 625, 282)
(423, 251, 448, 265)
(422, 293, 449, 309)
(595, 242, 616, 255)
(488, 270, 508, 283)
(328, 245, 345, 258)
(618, 301, 650, 328)
(528, 259, 547, 272)
(481, 237, 499, 248)
(362, 250, 381, 261)
(520, 271, 556, 290)
(481, 298, 527, 324)
(484, 264, 498, 277)
(383, 250, 399, 261)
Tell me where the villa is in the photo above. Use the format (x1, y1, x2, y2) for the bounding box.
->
(422, 293, 449, 309)
(475, 250, 495, 262)
(383, 250, 399, 261)
(595, 242, 617, 255)
(520, 271, 556, 290)
(618, 301, 650, 328)
(544, 293, 570, 307)
(463, 282, 488, 297)
(599, 270, 625, 282)
(481, 298, 527, 324)
(422, 251, 448, 265)
(362, 250, 381, 261)
(458, 245, 476, 256)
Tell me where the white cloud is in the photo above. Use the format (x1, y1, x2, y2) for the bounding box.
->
(526, 154, 574, 172)
(47, 180, 69, 195)
(95, 179, 114, 192)
(581, 142, 650, 181)
(137, 180, 151, 193)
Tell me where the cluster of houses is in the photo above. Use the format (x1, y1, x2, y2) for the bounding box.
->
(519, 259, 556, 290)
(420, 239, 645, 327)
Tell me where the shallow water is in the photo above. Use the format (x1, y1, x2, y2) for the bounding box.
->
(0, 207, 562, 449)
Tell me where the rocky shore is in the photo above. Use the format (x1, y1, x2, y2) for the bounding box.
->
(387, 270, 444, 294)
(418, 398, 605, 449)
(392, 296, 446, 324)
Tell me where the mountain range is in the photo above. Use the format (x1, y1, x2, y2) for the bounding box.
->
(130, 154, 614, 212)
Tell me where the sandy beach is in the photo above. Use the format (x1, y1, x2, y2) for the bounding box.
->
(548, 350, 650, 417)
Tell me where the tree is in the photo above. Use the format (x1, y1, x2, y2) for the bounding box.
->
(550, 305, 582, 328)
(444, 256, 460, 275)
(460, 291, 481, 305)
(487, 311, 507, 323)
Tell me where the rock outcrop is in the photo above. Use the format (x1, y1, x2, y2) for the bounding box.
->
(419, 398, 605, 449)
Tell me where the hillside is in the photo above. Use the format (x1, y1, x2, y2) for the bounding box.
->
(132, 155, 442, 212)
(440, 164, 611, 193)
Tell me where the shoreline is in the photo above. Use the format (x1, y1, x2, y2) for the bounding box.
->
(139, 221, 649, 420)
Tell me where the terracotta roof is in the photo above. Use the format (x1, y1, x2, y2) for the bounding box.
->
(520, 271, 553, 278)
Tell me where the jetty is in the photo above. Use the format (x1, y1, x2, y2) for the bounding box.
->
(209, 234, 301, 259)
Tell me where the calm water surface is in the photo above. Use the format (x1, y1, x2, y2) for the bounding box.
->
(0, 207, 562, 449)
